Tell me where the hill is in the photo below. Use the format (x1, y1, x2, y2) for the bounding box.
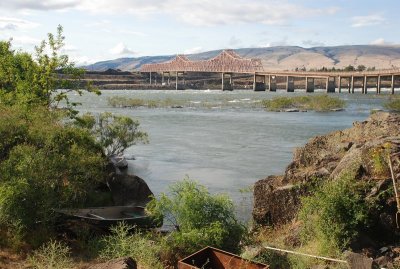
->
(84, 45, 400, 72)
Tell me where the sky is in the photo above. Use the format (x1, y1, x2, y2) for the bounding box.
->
(0, 0, 399, 65)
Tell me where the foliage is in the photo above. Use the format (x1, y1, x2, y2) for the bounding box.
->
(147, 178, 245, 260)
(99, 222, 163, 269)
(0, 25, 99, 112)
(28, 240, 72, 269)
(75, 112, 148, 156)
(298, 174, 370, 256)
(262, 95, 345, 112)
(0, 105, 107, 245)
(384, 97, 400, 112)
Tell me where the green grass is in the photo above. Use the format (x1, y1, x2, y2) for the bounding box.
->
(261, 95, 346, 112)
(384, 97, 400, 112)
(28, 240, 72, 269)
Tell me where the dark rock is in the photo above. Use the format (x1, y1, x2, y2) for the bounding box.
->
(344, 251, 379, 269)
(88, 257, 137, 269)
(107, 173, 153, 206)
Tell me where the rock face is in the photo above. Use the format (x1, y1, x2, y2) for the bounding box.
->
(253, 112, 400, 227)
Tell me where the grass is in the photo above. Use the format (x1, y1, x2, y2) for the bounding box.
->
(28, 240, 72, 269)
(99, 222, 163, 269)
(261, 95, 346, 112)
(384, 96, 400, 112)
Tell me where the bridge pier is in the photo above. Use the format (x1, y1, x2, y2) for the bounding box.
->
(338, 76, 341, 93)
(377, 75, 381, 94)
(149, 72, 152, 85)
(392, 75, 395, 94)
(222, 73, 233, 91)
(350, 76, 355, 94)
(269, 75, 277, 91)
(286, 76, 294, 92)
(253, 74, 266, 91)
(306, 77, 314, 92)
(175, 72, 185, 90)
(326, 77, 335, 93)
(363, 76, 367, 94)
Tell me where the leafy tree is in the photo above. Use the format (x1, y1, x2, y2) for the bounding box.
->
(147, 178, 245, 260)
(0, 25, 99, 112)
(75, 112, 149, 157)
(344, 65, 355, 71)
(357, 65, 366, 71)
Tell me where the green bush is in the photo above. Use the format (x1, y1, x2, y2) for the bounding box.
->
(28, 240, 72, 269)
(384, 97, 400, 112)
(74, 112, 149, 157)
(146, 178, 245, 260)
(262, 95, 345, 112)
(298, 174, 370, 256)
(99, 222, 163, 269)
(0, 105, 107, 246)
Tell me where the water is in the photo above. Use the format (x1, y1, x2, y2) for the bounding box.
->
(70, 89, 391, 220)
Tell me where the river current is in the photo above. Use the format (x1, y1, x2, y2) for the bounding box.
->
(70, 89, 390, 220)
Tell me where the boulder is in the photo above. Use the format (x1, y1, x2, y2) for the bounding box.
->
(88, 257, 137, 269)
(107, 173, 153, 206)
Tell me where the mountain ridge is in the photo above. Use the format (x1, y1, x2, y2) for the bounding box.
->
(84, 45, 400, 72)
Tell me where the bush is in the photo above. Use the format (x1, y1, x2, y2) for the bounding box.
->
(262, 95, 345, 112)
(298, 174, 370, 256)
(146, 178, 245, 260)
(74, 112, 149, 156)
(0, 105, 107, 246)
(384, 97, 400, 112)
(28, 240, 72, 269)
(99, 222, 163, 269)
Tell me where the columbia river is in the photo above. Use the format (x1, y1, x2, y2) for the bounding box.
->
(71, 89, 389, 220)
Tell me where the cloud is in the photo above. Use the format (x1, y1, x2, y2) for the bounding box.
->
(370, 38, 392, 45)
(0, 0, 339, 27)
(259, 37, 289, 47)
(351, 14, 385, 28)
(0, 0, 80, 11)
(228, 36, 242, 47)
(0, 17, 39, 31)
(184, 46, 203, 54)
(109, 42, 136, 55)
(302, 39, 325, 47)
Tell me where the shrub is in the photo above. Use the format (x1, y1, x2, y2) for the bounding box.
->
(99, 222, 163, 269)
(0, 105, 107, 246)
(146, 178, 245, 260)
(384, 97, 400, 112)
(74, 112, 149, 156)
(298, 174, 370, 256)
(262, 95, 345, 112)
(28, 240, 72, 269)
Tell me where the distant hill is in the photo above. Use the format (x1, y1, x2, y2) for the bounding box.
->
(84, 45, 400, 72)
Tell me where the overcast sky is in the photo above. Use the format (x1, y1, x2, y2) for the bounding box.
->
(0, 0, 398, 65)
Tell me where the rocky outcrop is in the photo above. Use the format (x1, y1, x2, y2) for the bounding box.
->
(253, 112, 400, 227)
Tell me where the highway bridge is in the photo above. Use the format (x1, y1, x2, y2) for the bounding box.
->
(140, 50, 400, 93)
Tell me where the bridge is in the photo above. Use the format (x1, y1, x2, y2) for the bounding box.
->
(140, 50, 400, 93)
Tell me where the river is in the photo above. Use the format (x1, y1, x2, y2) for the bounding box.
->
(71, 89, 390, 221)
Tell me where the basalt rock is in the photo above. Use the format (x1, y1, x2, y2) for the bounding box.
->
(253, 112, 400, 227)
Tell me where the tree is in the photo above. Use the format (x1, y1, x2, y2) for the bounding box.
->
(0, 25, 99, 112)
(357, 65, 366, 72)
(75, 112, 149, 157)
(344, 65, 355, 71)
